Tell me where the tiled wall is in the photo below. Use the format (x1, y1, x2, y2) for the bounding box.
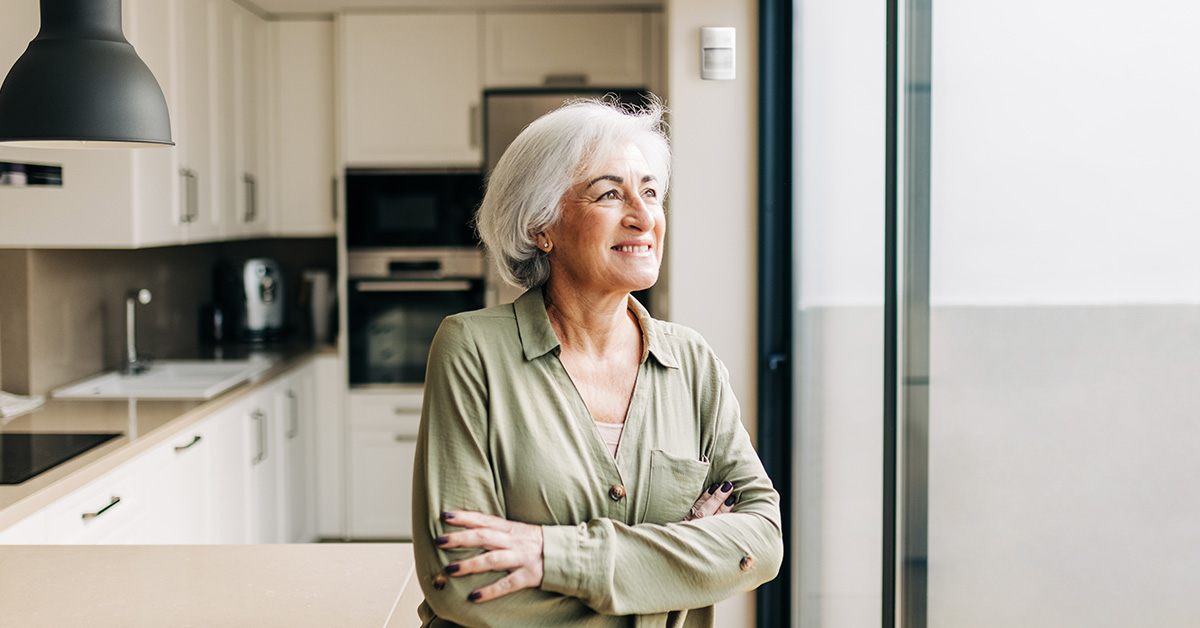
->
(0, 238, 335, 395)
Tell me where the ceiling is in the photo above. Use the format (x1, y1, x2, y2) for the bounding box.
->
(245, 0, 661, 17)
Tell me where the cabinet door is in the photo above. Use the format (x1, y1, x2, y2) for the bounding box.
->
(349, 431, 416, 540)
(0, 512, 47, 545)
(483, 12, 647, 88)
(226, 2, 269, 239)
(177, 0, 222, 243)
(269, 20, 336, 237)
(312, 354, 344, 539)
(126, 0, 187, 247)
(277, 365, 317, 543)
(340, 13, 482, 167)
(141, 422, 215, 544)
(206, 398, 252, 543)
(244, 385, 281, 543)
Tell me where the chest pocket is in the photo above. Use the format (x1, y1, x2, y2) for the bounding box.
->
(642, 450, 711, 524)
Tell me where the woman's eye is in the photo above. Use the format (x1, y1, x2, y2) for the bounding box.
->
(642, 188, 658, 199)
(598, 189, 620, 201)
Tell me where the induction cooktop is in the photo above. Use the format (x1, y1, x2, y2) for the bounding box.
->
(0, 432, 121, 485)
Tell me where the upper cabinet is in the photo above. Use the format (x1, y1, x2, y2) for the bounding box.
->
(482, 12, 648, 88)
(268, 19, 336, 237)
(339, 13, 483, 168)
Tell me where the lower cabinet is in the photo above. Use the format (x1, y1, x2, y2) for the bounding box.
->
(347, 389, 422, 539)
(0, 355, 328, 545)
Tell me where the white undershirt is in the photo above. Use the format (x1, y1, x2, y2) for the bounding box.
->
(593, 421, 625, 459)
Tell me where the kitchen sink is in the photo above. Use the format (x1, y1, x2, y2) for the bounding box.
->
(51, 358, 277, 400)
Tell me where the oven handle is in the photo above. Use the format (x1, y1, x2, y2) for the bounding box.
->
(353, 280, 474, 292)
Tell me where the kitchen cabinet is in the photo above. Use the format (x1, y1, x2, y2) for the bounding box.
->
(140, 418, 218, 544)
(268, 19, 336, 237)
(482, 12, 649, 88)
(277, 362, 318, 543)
(241, 383, 281, 544)
(224, 2, 271, 239)
(347, 389, 422, 539)
(312, 354, 344, 539)
(43, 461, 151, 544)
(339, 13, 483, 168)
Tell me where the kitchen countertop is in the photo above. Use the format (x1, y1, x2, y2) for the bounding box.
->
(0, 543, 420, 627)
(0, 342, 337, 531)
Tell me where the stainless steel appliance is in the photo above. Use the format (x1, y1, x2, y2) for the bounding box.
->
(218, 258, 286, 342)
(347, 248, 486, 387)
(344, 169, 484, 249)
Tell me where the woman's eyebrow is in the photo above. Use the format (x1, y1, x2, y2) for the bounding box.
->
(587, 174, 623, 188)
(586, 174, 658, 188)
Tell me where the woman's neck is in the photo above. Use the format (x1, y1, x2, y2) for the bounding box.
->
(542, 280, 639, 357)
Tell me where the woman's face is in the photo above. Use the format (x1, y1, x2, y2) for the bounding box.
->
(544, 143, 666, 298)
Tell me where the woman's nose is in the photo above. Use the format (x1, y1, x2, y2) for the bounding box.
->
(622, 193, 655, 230)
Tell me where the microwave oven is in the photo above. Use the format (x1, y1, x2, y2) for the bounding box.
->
(345, 169, 484, 248)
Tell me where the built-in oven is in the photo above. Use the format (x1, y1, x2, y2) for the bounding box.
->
(345, 169, 484, 249)
(347, 248, 486, 388)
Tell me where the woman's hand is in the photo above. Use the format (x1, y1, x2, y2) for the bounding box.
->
(437, 511, 545, 603)
(684, 481, 736, 521)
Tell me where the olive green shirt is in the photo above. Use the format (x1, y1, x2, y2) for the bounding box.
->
(412, 288, 784, 628)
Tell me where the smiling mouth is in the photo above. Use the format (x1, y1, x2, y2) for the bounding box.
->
(613, 245, 651, 253)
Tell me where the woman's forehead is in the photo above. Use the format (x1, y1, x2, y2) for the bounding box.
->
(577, 143, 653, 179)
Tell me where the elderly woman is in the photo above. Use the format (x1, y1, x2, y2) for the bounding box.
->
(412, 99, 783, 628)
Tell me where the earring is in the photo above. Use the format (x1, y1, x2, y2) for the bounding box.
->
(542, 242, 550, 248)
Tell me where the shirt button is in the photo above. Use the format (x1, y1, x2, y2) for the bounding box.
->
(609, 484, 626, 501)
(740, 555, 754, 572)
(432, 573, 448, 590)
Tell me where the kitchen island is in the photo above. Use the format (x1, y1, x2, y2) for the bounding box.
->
(0, 543, 421, 627)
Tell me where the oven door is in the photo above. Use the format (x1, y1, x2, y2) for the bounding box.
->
(347, 278, 486, 387)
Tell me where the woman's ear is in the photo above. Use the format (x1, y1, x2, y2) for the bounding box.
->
(532, 232, 553, 253)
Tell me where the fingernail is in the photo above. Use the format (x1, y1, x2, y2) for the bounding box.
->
(445, 564, 460, 575)
(707, 483, 719, 495)
(435, 536, 449, 546)
(721, 481, 733, 492)
(468, 591, 482, 602)
(725, 493, 736, 506)
(442, 512, 455, 521)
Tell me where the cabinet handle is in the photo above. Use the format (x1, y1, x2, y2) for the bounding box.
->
(394, 434, 409, 442)
(188, 170, 199, 223)
(286, 390, 299, 439)
(393, 406, 420, 415)
(178, 169, 193, 223)
(81, 496, 121, 520)
(174, 435, 202, 452)
(244, 174, 257, 222)
(331, 177, 338, 222)
(468, 103, 480, 148)
(251, 409, 267, 464)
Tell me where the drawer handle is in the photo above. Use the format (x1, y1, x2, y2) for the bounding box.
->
(174, 435, 202, 452)
(81, 496, 121, 520)
(393, 407, 420, 415)
(394, 434, 410, 442)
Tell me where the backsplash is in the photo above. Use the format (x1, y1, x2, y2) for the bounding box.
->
(0, 238, 335, 395)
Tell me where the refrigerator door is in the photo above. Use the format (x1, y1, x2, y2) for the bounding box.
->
(483, 89, 649, 173)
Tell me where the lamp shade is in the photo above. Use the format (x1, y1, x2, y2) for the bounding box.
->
(0, 0, 172, 148)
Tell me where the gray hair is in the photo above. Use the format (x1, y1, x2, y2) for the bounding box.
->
(476, 97, 671, 290)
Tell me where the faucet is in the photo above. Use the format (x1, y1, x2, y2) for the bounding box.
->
(124, 289, 153, 375)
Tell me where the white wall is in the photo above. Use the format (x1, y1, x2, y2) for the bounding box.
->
(664, 0, 759, 626)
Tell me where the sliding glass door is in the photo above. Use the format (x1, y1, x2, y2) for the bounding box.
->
(790, 1, 1200, 626)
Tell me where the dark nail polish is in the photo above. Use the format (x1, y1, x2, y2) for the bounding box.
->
(445, 564, 460, 575)
(707, 483, 719, 495)
(721, 481, 733, 492)
(435, 536, 449, 546)
(725, 494, 736, 506)
(442, 512, 455, 521)
(468, 591, 482, 602)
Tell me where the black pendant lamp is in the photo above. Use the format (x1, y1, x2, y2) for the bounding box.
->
(0, 0, 172, 148)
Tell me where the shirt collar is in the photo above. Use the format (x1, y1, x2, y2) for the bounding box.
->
(514, 287, 680, 369)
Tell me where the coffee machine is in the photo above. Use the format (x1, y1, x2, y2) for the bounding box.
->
(217, 258, 286, 342)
